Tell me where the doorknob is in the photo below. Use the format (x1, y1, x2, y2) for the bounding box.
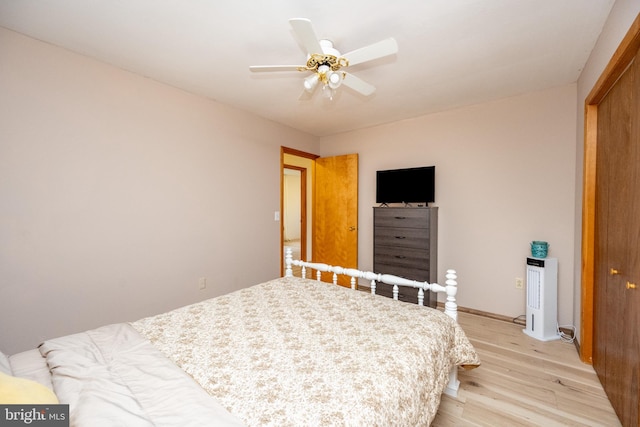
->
(610, 268, 620, 275)
(627, 282, 637, 290)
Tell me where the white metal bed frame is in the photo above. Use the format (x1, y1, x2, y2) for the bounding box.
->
(283, 247, 461, 396)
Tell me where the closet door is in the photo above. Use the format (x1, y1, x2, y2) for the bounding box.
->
(594, 48, 640, 427)
(625, 49, 640, 427)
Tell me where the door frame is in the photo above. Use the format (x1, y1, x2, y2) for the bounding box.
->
(581, 13, 640, 363)
(280, 147, 319, 275)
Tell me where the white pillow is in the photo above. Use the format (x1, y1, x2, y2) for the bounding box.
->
(0, 351, 11, 375)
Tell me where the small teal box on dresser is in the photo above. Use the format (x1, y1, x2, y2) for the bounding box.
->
(373, 206, 438, 307)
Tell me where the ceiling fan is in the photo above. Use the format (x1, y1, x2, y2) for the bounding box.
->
(249, 18, 398, 100)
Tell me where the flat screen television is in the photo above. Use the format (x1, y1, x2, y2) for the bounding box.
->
(376, 166, 435, 204)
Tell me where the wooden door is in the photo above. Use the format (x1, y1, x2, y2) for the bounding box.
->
(593, 47, 640, 427)
(313, 154, 358, 287)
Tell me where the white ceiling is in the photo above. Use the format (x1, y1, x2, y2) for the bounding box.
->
(0, 0, 615, 137)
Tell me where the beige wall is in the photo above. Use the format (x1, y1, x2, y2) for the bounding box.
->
(573, 1, 640, 342)
(319, 85, 578, 326)
(0, 28, 317, 354)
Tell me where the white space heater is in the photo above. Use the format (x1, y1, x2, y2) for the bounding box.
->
(523, 257, 560, 341)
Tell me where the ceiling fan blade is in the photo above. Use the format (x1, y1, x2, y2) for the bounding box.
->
(249, 65, 303, 72)
(342, 73, 376, 96)
(342, 38, 398, 67)
(289, 18, 323, 55)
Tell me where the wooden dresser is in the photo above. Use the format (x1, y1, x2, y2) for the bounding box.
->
(373, 206, 438, 307)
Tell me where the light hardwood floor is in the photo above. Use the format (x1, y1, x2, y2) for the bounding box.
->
(433, 312, 621, 426)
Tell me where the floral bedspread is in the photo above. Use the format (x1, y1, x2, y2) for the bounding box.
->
(132, 276, 480, 427)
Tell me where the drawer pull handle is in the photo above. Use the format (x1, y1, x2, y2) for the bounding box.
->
(395, 256, 407, 259)
(394, 216, 407, 220)
(394, 236, 406, 239)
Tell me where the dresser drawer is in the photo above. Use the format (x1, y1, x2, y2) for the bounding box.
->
(373, 261, 429, 280)
(374, 226, 429, 249)
(375, 245, 429, 265)
(373, 208, 430, 229)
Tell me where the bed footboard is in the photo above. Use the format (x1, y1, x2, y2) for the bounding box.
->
(284, 247, 458, 320)
(284, 247, 461, 397)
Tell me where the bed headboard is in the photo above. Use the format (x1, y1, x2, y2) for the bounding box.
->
(284, 248, 458, 321)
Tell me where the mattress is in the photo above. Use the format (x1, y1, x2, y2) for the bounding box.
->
(133, 276, 479, 426)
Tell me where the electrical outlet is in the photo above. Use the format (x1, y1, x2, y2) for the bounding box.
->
(199, 277, 207, 290)
(515, 277, 524, 289)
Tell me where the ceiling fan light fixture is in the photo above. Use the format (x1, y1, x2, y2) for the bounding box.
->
(317, 64, 330, 75)
(303, 74, 319, 91)
(327, 71, 343, 89)
(322, 84, 335, 100)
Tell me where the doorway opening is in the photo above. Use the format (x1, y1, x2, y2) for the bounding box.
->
(283, 165, 306, 269)
(281, 147, 317, 275)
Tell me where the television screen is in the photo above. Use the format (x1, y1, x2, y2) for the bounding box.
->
(376, 166, 435, 204)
